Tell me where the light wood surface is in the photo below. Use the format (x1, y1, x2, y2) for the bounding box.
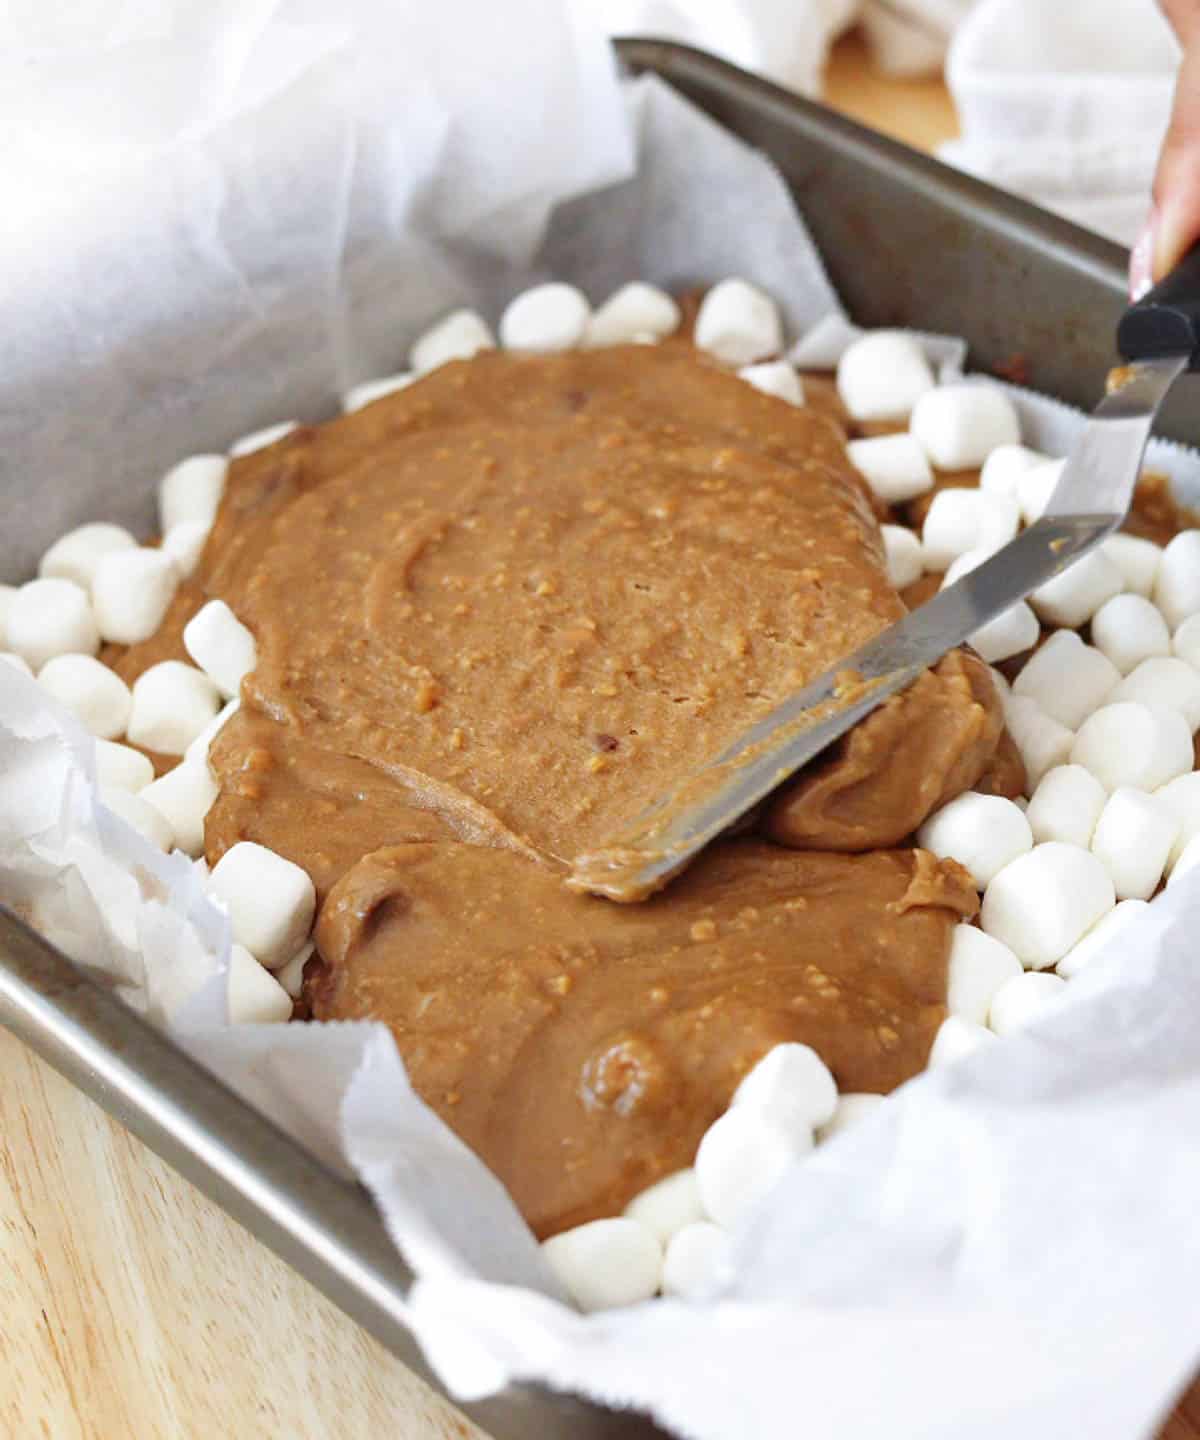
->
(2, 29, 1195, 1440)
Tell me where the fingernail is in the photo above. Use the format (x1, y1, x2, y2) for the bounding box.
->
(1130, 206, 1157, 300)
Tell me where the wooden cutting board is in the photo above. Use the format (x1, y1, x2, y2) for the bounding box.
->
(1, 29, 1195, 1440)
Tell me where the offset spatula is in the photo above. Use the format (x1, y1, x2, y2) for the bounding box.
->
(570, 249, 1200, 903)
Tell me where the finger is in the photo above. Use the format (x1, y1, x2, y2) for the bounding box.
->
(1152, 31, 1200, 281)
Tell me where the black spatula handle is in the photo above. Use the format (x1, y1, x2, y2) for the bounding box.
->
(1119, 241, 1200, 368)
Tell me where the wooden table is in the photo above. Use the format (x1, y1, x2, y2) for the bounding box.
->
(3, 28, 1196, 1440)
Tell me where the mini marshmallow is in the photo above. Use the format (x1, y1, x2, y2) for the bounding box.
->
(91, 548, 179, 646)
(39, 523, 137, 590)
(229, 421, 299, 458)
(0, 652, 32, 677)
(186, 697, 241, 770)
(499, 284, 590, 354)
(988, 666, 1011, 699)
(1011, 630, 1120, 729)
(1025, 765, 1108, 849)
(1090, 593, 1171, 675)
(584, 282, 681, 348)
(6, 578, 99, 669)
(1016, 458, 1066, 525)
(1155, 771, 1200, 870)
(694, 1106, 811, 1229)
(227, 944, 294, 1026)
(1169, 833, 1200, 887)
(162, 522, 210, 579)
(939, 558, 1037, 662)
(1057, 900, 1151, 979)
(411, 308, 496, 372)
(141, 762, 219, 858)
(945, 923, 1023, 1024)
(988, 971, 1068, 1035)
(541, 1218, 662, 1313)
(694, 278, 783, 367)
(1090, 787, 1178, 901)
(209, 840, 316, 968)
(917, 792, 1033, 889)
(126, 661, 221, 756)
(1101, 532, 1162, 598)
(815, 1092, 884, 1142)
(182, 600, 257, 700)
(845, 435, 933, 507)
(100, 786, 174, 852)
(1003, 695, 1074, 788)
(1111, 656, 1200, 732)
(738, 361, 804, 405)
(909, 383, 1021, 471)
(881, 524, 924, 589)
(661, 1222, 732, 1301)
(928, 1015, 997, 1066)
(623, 1169, 703, 1245)
(980, 842, 1115, 969)
(922, 489, 1019, 569)
(159, 454, 229, 532)
(275, 940, 315, 997)
(1154, 530, 1200, 629)
(1029, 549, 1124, 628)
(36, 655, 131, 739)
(341, 372, 414, 413)
(1071, 702, 1192, 792)
(836, 331, 934, 422)
(1173, 613, 1200, 670)
(0, 584, 14, 647)
(94, 739, 154, 794)
(979, 444, 1050, 501)
(731, 1042, 837, 1131)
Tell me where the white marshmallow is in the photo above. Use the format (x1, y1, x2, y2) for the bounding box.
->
(275, 940, 315, 997)
(694, 278, 783, 367)
(36, 655, 131, 739)
(1071, 702, 1193, 792)
(140, 762, 219, 858)
(881, 524, 924, 589)
(1154, 530, 1200, 629)
(1016, 459, 1066, 525)
(94, 739, 154, 794)
(161, 522, 210, 579)
(1025, 765, 1108, 849)
(541, 1218, 662, 1313)
(917, 792, 1033, 889)
(39, 523, 137, 590)
(836, 331, 934, 422)
(91, 548, 179, 647)
(229, 421, 299, 459)
(922, 489, 1019, 569)
(979, 444, 1050, 501)
(910, 384, 1021, 471)
(1169, 833, 1200, 887)
(1003, 695, 1074, 788)
(738, 361, 804, 405)
(341, 372, 414, 413)
(499, 284, 590, 354)
(0, 652, 32, 677)
(940, 557, 1038, 662)
(227, 944, 294, 1026)
(1101, 532, 1162, 599)
(660, 1222, 732, 1301)
(1057, 900, 1151, 979)
(126, 661, 221, 756)
(159, 454, 229, 532)
(1111, 656, 1200, 732)
(186, 697, 241, 770)
(1090, 593, 1171, 676)
(1090, 787, 1178, 901)
(182, 600, 257, 701)
(731, 1042, 837, 1131)
(1011, 630, 1120, 730)
(6, 578, 99, 670)
(980, 842, 1115, 969)
(623, 1169, 703, 1246)
(583, 283, 681, 348)
(845, 435, 934, 505)
(987, 971, 1068, 1035)
(99, 786, 174, 852)
(1029, 549, 1124, 629)
(1155, 771, 1200, 870)
(411, 308, 496, 373)
(694, 1106, 811, 1229)
(209, 841, 316, 969)
(0, 584, 14, 648)
(815, 1092, 884, 1142)
(928, 1015, 997, 1066)
(945, 924, 1023, 1024)
(1173, 612, 1200, 671)
(987, 665, 1011, 699)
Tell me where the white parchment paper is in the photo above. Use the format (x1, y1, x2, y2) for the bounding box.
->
(3, 7, 1200, 1437)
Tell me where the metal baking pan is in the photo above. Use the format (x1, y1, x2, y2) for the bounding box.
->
(0, 37, 1179, 1440)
